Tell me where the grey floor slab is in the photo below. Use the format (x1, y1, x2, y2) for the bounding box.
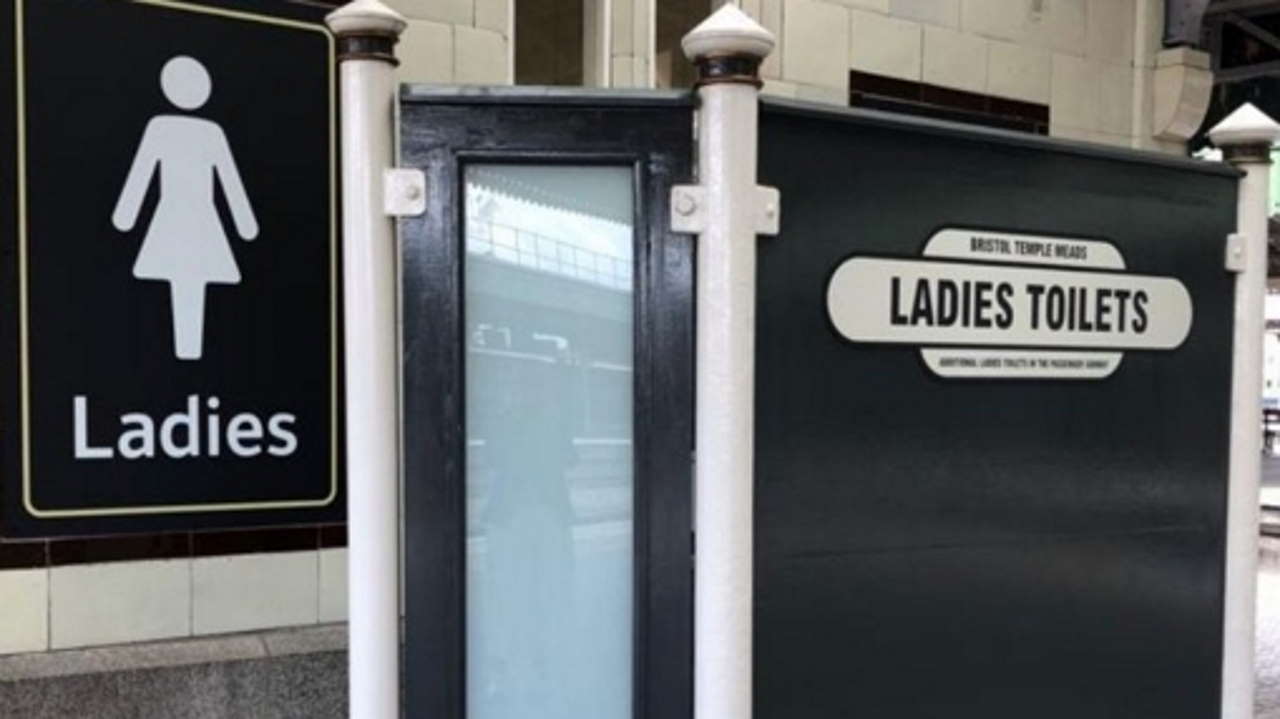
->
(0, 651, 346, 719)
(1259, 536, 1280, 719)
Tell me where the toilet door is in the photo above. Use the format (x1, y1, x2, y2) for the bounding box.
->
(399, 88, 695, 719)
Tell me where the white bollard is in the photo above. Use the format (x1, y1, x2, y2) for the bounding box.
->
(681, 6, 775, 718)
(1209, 103, 1280, 719)
(324, 2, 406, 718)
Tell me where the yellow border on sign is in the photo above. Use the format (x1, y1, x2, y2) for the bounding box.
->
(15, 0, 340, 518)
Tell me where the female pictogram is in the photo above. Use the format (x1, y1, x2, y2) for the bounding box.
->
(112, 55, 258, 361)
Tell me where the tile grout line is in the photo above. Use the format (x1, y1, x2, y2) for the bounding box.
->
(188, 557, 195, 639)
(44, 565, 51, 652)
(315, 548, 322, 625)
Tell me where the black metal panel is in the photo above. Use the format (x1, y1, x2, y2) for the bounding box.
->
(0, 0, 343, 537)
(755, 99, 1236, 718)
(399, 90, 695, 719)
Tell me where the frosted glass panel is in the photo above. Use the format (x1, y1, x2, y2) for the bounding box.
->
(464, 164, 634, 719)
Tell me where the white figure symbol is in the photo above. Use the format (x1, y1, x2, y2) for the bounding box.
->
(112, 56, 259, 361)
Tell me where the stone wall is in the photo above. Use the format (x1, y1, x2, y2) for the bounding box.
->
(390, 0, 512, 85)
(383, 0, 1212, 153)
(743, 0, 1181, 150)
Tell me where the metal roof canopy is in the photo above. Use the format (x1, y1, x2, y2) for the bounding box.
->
(1198, 0, 1280, 80)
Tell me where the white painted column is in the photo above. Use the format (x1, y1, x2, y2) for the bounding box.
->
(681, 7, 775, 719)
(325, 2, 407, 718)
(1209, 103, 1280, 719)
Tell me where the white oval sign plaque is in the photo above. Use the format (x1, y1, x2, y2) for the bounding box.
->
(825, 229, 1195, 379)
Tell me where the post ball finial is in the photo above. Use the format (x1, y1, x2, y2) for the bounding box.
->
(325, 0, 407, 38)
(1208, 103, 1280, 152)
(681, 4, 775, 63)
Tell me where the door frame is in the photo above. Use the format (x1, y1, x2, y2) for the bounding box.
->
(399, 87, 696, 719)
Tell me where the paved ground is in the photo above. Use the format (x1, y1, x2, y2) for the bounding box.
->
(1261, 456, 1280, 718)
(1260, 534, 1280, 718)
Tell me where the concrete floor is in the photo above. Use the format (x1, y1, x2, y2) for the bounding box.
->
(1259, 536, 1280, 718)
(1260, 457, 1280, 718)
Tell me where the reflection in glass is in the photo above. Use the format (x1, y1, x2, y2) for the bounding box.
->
(464, 165, 634, 719)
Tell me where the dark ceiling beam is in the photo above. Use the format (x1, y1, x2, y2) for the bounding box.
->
(1215, 57, 1280, 80)
(1225, 11, 1280, 50)
(1204, 0, 1280, 17)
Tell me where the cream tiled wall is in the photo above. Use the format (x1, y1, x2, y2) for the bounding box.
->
(385, 0, 1186, 153)
(612, 0, 654, 87)
(389, 0, 512, 85)
(318, 548, 349, 624)
(0, 569, 48, 654)
(0, 549, 349, 655)
(389, 0, 650, 89)
(193, 553, 319, 635)
(848, 11, 922, 83)
(50, 560, 190, 650)
(380, 0, 1201, 152)
(748, 0, 1170, 150)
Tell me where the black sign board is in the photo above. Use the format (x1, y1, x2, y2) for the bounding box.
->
(755, 99, 1237, 718)
(1, 0, 342, 536)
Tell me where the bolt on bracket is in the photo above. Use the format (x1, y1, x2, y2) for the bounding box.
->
(384, 168, 426, 217)
(754, 185, 781, 236)
(1224, 233, 1248, 273)
(670, 185, 708, 234)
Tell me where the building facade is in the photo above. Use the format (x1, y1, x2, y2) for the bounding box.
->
(387, 0, 1215, 153)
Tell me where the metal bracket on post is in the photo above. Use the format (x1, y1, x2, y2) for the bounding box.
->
(384, 168, 426, 217)
(1224, 232, 1248, 273)
(671, 183, 781, 236)
(671, 185, 707, 233)
(755, 185, 781, 236)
